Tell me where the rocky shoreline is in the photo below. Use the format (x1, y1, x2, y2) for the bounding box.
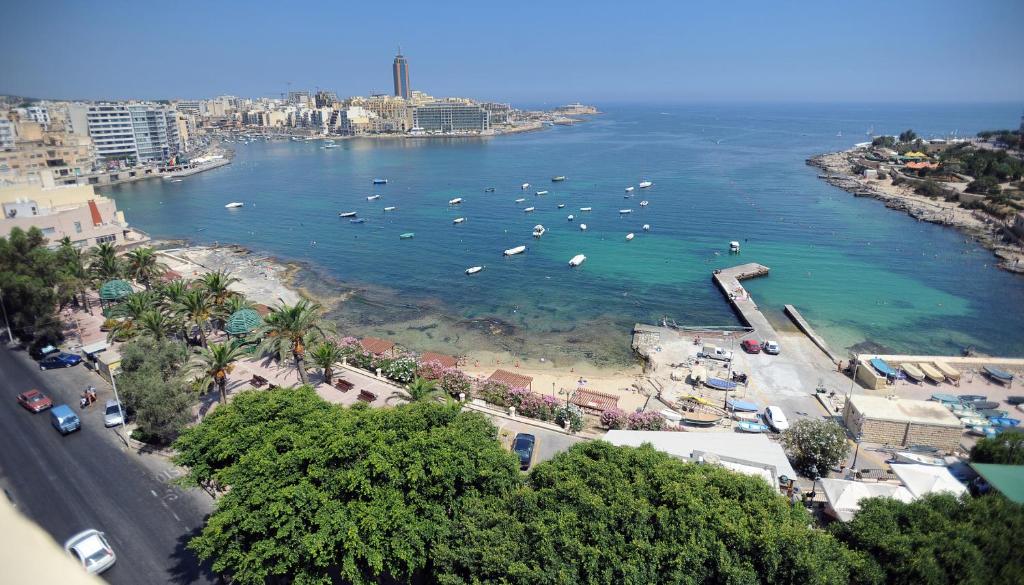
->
(807, 150, 1024, 274)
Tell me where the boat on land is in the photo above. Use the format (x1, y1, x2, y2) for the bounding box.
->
(948, 403, 976, 417)
(983, 365, 1014, 384)
(465, 266, 483, 275)
(959, 394, 988, 403)
(659, 409, 683, 424)
(557, 203, 565, 208)
(893, 451, 946, 466)
(978, 408, 1009, 418)
(919, 363, 945, 384)
(870, 358, 899, 378)
(350, 218, 366, 224)
(552, 176, 567, 182)
(626, 233, 635, 241)
(677, 398, 725, 426)
(569, 254, 586, 267)
(367, 195, 381, 201)
(384, 206, 397, 211)
(960, 416, 989, 427)
(967, 425, 1001, 438)
(625, 186, 635, 192)
(726, 398, 759, 412)
(970, 401, 1000, 410)
(524, 207, 535, 213)
(901, 363, 926, 383)
(736, 421, 770, 433)
(931, 392, 960, 404)
(453, 217, 466, 224)
(535, 190, 549, 196)
(338, 211, 357, 217)
(533, 225, 546, 237)
(934, 362, 961, 381)
(729, 241, 741, 253)
(567, 214, 575, 221)
(400, 232, 415, 239)
(515, 198, 526, 203)
(448, 197, 463, 205)
(225, 202, 244, 209)
(705, 377, 737, 391)
(504, 245, 527, 256)
(643, 224, 651, 231)
(988, 417, 1021, 428)
(484, 187, 496, 192)
(639, 180, 653, 188)
(580, 223, 588, 231)
(640, 200, 649, 206)
(619, 209, 633, 214)
(521, 183, 530, 189)
(373, 178, 388, 184)
(580, 207, 592, 212)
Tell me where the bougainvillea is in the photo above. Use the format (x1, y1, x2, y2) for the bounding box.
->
(600, 408, 627, 430)
(626, 410, 665, 431)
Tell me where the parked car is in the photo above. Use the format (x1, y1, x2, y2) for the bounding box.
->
(103, 400, 125, 427)
(699, 345, 734, 362)
(39, 352, 82, 370)
(512, 433, 536, 471)
(64, 529, 116, 575)
(17, 389, 53, 413)
(50, 404, 81, 435)
(740, 339, 762, 354)
(30, 344, 60, 360)
(761, 340, 780, 355)
(763, 405, 789, 432)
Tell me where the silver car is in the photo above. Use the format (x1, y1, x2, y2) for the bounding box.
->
(64, 529, 116, 575)
(103, 400, 125, 427)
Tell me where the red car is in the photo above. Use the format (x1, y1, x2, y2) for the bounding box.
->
(17, 389, 53, 413)
(741, 339, 762, 354)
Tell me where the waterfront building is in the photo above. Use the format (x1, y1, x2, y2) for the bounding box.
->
(338, 106, 379, 135)
(79, 103, 181, 163)
(127, 104, 181, 161)
(0, 128, 95, 185)
(392, 49, 411, 99)
(480, 102, 514, 125)
(175, 100, 205, 116)
(0, 179, 134, 248)
(412, 101, 489, 133)
(314, 90, 337, 109)
(0, 119, 14, 149)
(362, 95, 412, 133)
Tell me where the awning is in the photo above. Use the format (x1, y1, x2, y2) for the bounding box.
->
(81, 341, 108, 355)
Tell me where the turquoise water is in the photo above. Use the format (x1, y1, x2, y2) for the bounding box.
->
(107, 103, 1024, 364)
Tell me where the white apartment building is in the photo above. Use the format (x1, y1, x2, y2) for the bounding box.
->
(76, 103, 181, 162)
(0, 119, 14, 150)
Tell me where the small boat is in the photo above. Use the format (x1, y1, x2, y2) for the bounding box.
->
(569, 254, 586, 267)
(384, 206, 397, 212)
(934, 362, 961, 381)
(705, 377, 738, 391)
(659, 409, 683, 424)
(619, 209, 633, 214)
(453, 217, 466, 224)
(958, 394, 988, 403)
(680, 412, 723, 426)
(372, 178, 388, 184)
(729, 241, 741, 253)
(642, 224, 650, 231)
(350, 218, 366, 224)
(960, 416, 989, 427)
(967, 425, 1001, 438)
(901, 363, 926, 383)
(1007, 396, 1024, 406)
(551, 176, 567, 182)
(322, 144, 339, 149)
(567, 214, 575, 221)
(532, 225, 546, 238)
(400, 232, 415, 239)
(625, 186, 635, 192)
(448, 197, 463, 205)
(893, 451, 946, 466)
(983, 365, 1014, 384)
(639, 180, 653, 188)
(225, 202, 244, 209)
(726, 399, 759, 412)
(978, 409, 1009, 419)
(535, 190, 549, 196)
(580, 207, 592, 212)
(625, 233, 635, 241)
(948, 404, 976, 417)
(639, 200, 649, 207)
(524, 207, 535, 213)
(521, 183, 530, 189)
(931, 392, 961, 404)
(736, 421, 770, 433)
(504, 245, 527, 256)
(367, 195, 381, 201)
(557, 203, 565, 208)
(918, 363, 945, 384)
(624, 194, 633, 199)
(970, 401, 1000, 411)
(579, 224, 588, 231)
(515, 198, 526, 203)
(988, 417, 1021, 428)
(338, 211, 357, 217)
(870, 358, 898, 378)
(465, 266, 483, 275)
(484, 187, 496, 192)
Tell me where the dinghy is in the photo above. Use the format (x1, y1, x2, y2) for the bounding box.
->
(453, 217, 465, 224)
(639, 180, 653, 188)
(579, 223, 588, 231)
(465, 266, 483, 275)
(448, 197, 463, 205)
(580, 207, 592, 212)
(225, 202, 244, 209)
(625, 186, 635, 192)
(399, 233, 415, 239)
(643, 224, 651, 231)
(726, 398, 759, 412)
(736, 421, 770, 433)
(983, 365, 1014, 385)
(524, 207, 535, 213)
(515, 198, 526, 203)
(918, 363, 945, 384)
(384, 206, 397, 211)
(567, 214, 575, 221)
(901, 363, 926, 383)
(705, 377, 738, 391)
(338, 211, 357, 217)
(640, 200, 649, 206)
(557, 203, 565, 208)
(569, 254, 586, 267)
(521, 183, 530, 189)
(535, 190, 548, 196)
(934, 362, 961, 381)
(350, 218, 366, 224)
(366, 195, 381, 201)
(504, 245, 526, 256)
(619, 209, 633, 214)
(372, 178, 388, 184)
(626, 233, 635, 241)
(551, 176, 566, 182)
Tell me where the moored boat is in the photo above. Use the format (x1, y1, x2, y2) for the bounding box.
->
(729, 241, 741, 253)
(640, 200, 649, 206)
(453, 217, 466, 224)
(557, 203, 565, 208)
(448, 197, 463, 205)
(625, 186, 635, 192)
(642, 224, 651, 231)
(569, 254, 586, 267)
(639, 180, 653, 188)
(521, 183, 530, 189)
(400, 232, 415, 239)
(901, 363, 926, 383)
(338, 211, 357, 217)
(515, 198, 526, 203)
(918, 363, 945, 384)
(580, 207, 592, 212)
(350, 218, 366, 224)
(626, 233, 635, 241)
(465, 266, 483, 275)
(524, 207, 535, 213)
(535, 190, 549, 196)
(580, 223, 588, 231)
(567, 214, 574, 221)
(504, 245, 527, 256)
(384, 206, 397, 211)
(484, 187, 496, 192)
(372, 178, 388, 184)
(367, 195, 381, 201)
(619, 209, 632, 214)
(225, 202, 244, 209)
(532, 224, 546, 237)
(551, 176, 567, 182)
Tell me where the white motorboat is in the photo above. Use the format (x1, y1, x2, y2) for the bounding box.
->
(579, 207, 592, 212)
(372, 178, 388, 184)
(453, 217, 466, 224)
(580, 223, 588, 231)
(625, 186, 635, 192)
(626, 233, 635, 241)
(729, 241, 741, 253)
(533, 224, 546, 237)
(639, 200, 649, 206)
(893, 451, 946, 467)
(367, 195, 381, 201)
(567, 214, 575, 221)
(465, 266, 483, 275)
(524, 207, 535, 213)
(384, 206, 397, 211)
(521, 183, 530, 189)
(322, 144, 339, 149)
(504, 245, 527, 256)
(557, 203, 565, 208)
(515, 198, 526, 203)
(639, 180, 653, 188)
(338, 211, 357, 217)
(643, 224, 651, 231)
(569, 254, 586, 267)
(225, 202, 244, 209)
(619, 209, 632, 214)
(535, 190, 549, 196)
(449, 197, 463, 205)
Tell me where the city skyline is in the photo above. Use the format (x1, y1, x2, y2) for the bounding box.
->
(1, 0, 1022, 103)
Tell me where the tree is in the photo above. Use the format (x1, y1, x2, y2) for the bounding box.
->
(198, 269, 240, 307)
(871, 135, 896, 148)
(177, 288, 214, 347)
(780, 419, 850, 477)
(308, 340, 343, 385)
(898, 129, 918, 143)
(124, 247, 167, 289)
(118, 337, 193, 443)
(402, 375, 439, 402)
(967, 175, 1001, 195)
(88, 241, 123, 281)
(831, 494, 1024, 585)
(191, 340, 249, 403)
(55, 237, 93, 313)
(158, 278, 189, 309)
(0, 227, 64, 346)
(970, 432, 1024, 465)
(138, 309, 174, 340)
(107, 290, 159, 341)
(433, 441, 870, 584)
(255, 299, 327, 385)
(173, 389, 520, 584)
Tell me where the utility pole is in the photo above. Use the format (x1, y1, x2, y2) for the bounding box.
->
(0, 287, 12, 344)
(110, 372, 129, 445)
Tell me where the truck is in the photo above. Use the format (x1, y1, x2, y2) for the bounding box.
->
(699, 345, 733, 362)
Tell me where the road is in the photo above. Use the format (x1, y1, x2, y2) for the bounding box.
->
(0, 346, 216, 584)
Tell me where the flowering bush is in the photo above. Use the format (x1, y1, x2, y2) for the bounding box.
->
(417, 360, 446, 380)
(378, 354, 417, 384)
(438, 368, 472, 398)
(556, 405, 584, 433)
(514, 391, 560, 421)
(600, 408, 627, 430)
(626, 411, 665, 431)
(338, 337, 361, 357)
(475, 380, 512, 406)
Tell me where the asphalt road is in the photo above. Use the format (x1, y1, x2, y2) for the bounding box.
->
(0, 346, 217, 584)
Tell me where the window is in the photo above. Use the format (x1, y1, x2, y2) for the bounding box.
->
(95, 234, 116, 244)
(74, 221, 82, 233)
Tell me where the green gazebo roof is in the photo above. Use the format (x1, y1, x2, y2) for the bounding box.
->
(226, 308, 262, 335)
(99, 279, 133, 301)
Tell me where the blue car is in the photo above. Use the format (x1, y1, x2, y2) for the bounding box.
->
(50, 404, 81, 435)
(512, 433, 536, 471)
(39, 352, 82, 370)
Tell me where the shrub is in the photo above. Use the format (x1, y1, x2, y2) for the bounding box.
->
(475, 380, 512, 406)
(780, 419, 850, 477)
(438, 368, 472, 398)
(555, 404, 584, 432)
(378, 354, 417, 384)
(601, 408, 627, 429)
(627, 410, 665, 431)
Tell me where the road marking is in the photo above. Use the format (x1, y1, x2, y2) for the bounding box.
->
(150, 489, 159, 497)
(172, 512, 181, 522)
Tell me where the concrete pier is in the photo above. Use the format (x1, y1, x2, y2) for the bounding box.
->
(712, 263, 776, 337)
(784, 304, 842, 364)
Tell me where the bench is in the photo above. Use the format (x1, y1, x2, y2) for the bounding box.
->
(357, 390, 377, 403)
(250, 375, 268, 388)
(334, 379, 355, 393)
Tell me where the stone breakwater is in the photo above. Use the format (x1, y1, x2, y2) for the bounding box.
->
(807, 150, 1024, 274)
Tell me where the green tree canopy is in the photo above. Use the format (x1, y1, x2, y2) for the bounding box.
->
(970, 432, 1024, 465)
(118, 336, 193, 443)
(0, 226, 64, 347)
(898, 129, 918, 143)
(781, 419, 851, 477)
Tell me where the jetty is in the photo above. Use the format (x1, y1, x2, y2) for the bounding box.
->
(784, 304, 841, 364)
(712, 263, 775, 338)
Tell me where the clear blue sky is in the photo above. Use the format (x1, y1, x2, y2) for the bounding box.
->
(2, 0, 1022, 104)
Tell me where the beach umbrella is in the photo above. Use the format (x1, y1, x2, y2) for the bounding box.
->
(226, 308, 262, 336)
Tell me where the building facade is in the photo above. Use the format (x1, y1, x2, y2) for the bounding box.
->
(412, 102, 489, 133)
(0, 182, 132, 248)
(392, 50, 411, 99)
(80, 103, 181, 162)
(0, 119, 14, 149)
(0, 129, 95, 185)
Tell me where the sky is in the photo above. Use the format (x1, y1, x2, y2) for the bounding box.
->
(1, 0, 1022, 104)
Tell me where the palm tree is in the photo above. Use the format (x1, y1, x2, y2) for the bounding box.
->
(56, 238, 93, 313)
(177, 289, 214, 347)
(191, 340, 249, 403)
(107, 290, 159, 341)
(256, 299, 327, 385)
(125, 247, 168, 289)
(89, 242, 123, 281)
(308, 341, 344, 385)
(138, 309, 174, 340)
(200, 270, 240, 307)
(402, 376, 440, 402)
(158, 279, 189, 310)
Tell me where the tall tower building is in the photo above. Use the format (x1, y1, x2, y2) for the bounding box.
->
(392, 48, 411, 100)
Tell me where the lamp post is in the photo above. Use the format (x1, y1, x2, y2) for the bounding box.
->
(110, 372, 129, 446)
(850, 433, 863, 473)
(847, 353, 860, 400)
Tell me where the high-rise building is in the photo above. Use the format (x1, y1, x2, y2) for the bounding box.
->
(412, 102, 489, 134)
(82, 103, 181, 162)
(392, 48, 411, 100)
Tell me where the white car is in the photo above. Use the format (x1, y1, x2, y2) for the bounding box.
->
(64, 529, 116, 575)
(103, 399, 125, 427)
(762, 340, 780, 355)
(763, 406, 789, 432)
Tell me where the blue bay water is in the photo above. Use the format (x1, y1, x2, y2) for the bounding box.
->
(107, 103, 1024, 364)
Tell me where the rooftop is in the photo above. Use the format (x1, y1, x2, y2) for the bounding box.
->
(488, 368, 534, 389)
(419, 351, 458, 369)
(571, 388, 619, 412)
(971, 463, 1024, 504)
(848, 394, 961, 427)
(359, 337, 396, 356)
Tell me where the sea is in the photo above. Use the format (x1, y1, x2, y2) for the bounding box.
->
(107, 103, 1024, 366)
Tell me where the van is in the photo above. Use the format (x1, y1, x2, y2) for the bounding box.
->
(700, 345, 734, 362)
(50, 404, 81, 435)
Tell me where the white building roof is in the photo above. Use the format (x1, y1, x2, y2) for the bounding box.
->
(889, 464, 967, 498)
(603, 430, 796, 485)
(848, 395, 961, 427)
(819, 478, 914, 522)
